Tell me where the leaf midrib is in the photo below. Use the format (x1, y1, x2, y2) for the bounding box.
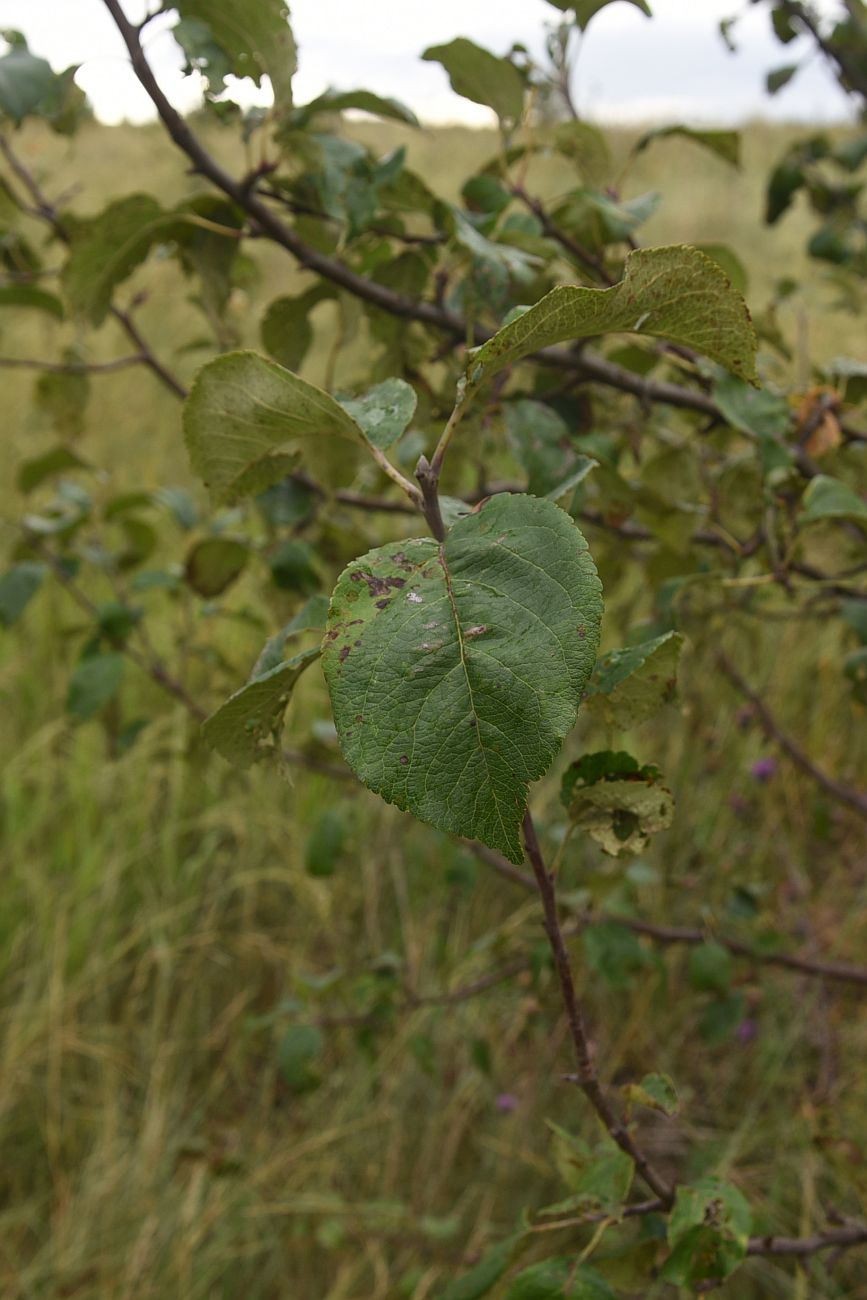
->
(437, 542, 513, 849)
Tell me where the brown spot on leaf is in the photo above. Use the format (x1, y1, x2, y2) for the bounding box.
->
(399, 755, 409, 765)
(339, 646, 350, 663)
(355, 571, 407, 598)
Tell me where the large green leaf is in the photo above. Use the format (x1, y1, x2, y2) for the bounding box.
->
(466, 245, 757, 390)
(183, 351, 367, 504)
(202, 647, 320, 767)
(322, 494, 602, 863)
(421, 38, 525, 126)
(62, 194, 176, 325)
(174, 0, 296, 111)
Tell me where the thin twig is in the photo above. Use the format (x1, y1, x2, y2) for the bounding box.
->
(468, 841, 867, 990)
(747, 1221, 867, 1258)
(99, 0, 737, 424)
(0, 133, 188, 401)
(522, 810, 675, 1205)
(718, 652, 867, 820)
(511, 184, 615, 285)
(39, 546, 206, 718)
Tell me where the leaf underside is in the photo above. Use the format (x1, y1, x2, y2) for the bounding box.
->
(468, 245, 757, 389)
(322, 494, 602, 863)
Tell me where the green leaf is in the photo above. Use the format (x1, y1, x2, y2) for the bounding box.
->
(437, 1235, 525, 1300)
(505, 400, 577, 497)
(688, 942, 733, 994)
(35, 365, 90, 438)
(66, 652, 125, 721)
(694, 243, 749, 296)
(277, 1023, 322, 1091)
(295, 88, 419, 127)
(322, 494, 602, 864)
(183, 351, 367, 504)
(0, 562, 46, 627)
(712, 372, 791, 439)
(802, 475, 867, 524)
(260, 285, 333, 371)
(0, 43, 55, 123)
(201, 647, 320, 768)
(699, 992, 745, 1045)
(585, 631, 683, 729)
(421, 38, 525, 126)
(505, 1260, 616, 1300)
(268, 539, 321, 594)
(547, 0, 652, 31)
(173, 17, 234, 97)
(546, 457, 598, 502)
(772, 8, 799, 42)
(582, 921, 650, 988)
(0, 284, 64, 318)
(767, 63, 799, 94)
(662, 1176, 752, 1285)
(17, 446, 88, 494)
(174, 0, 297, 111)
(624, 1071, 679, 1117)
(546, 1123, 634, 1212)
(62, 194, 171, 326)
(467, 246, 757, 391)
(305, 809, 346, 877)
(635, 125, 740, 168)
(339, 378, 418, 451)
(561, 750, 674, 857)
(252, 595, 329, 677)
(184, 537, 248, 597)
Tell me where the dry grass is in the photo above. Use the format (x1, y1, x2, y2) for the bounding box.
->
(0, 115, 865, 1299)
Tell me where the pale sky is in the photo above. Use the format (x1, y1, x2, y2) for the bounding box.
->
(0, 0, 854, 126)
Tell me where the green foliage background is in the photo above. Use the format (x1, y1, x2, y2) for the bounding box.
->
(0, 63, 866, 1300)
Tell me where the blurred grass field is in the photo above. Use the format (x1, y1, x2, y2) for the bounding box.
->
(0, 116, 866, 1299)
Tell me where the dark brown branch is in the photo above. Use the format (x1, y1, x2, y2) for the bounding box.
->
(261, 186, 444, 246)
(523, 810, 675, 1205)
(718, 652, 867, 820)
(100, 0, 734, 423)
(747, 1221, 867, 1258)
(511, 184, 615, 285)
